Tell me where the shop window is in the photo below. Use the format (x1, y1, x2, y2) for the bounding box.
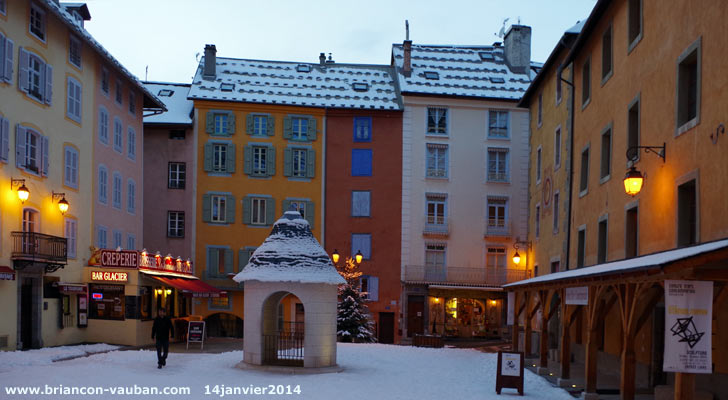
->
(139, 286, 152, 320)
(209, 296, 230, 310)
(89, 284, 125, 320)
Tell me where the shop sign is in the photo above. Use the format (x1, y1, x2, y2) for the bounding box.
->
(92, 293, 103, 300)
(187, 321, 206, 350)
(100, 250, 138, 268)
(139, 252, 193, 275)
(663, 280, 713, 374)
(565, 286, 589, 305)
(0, 266, 15, 280)
(495, 351, 524, 395)
(91, 271, 129, 282)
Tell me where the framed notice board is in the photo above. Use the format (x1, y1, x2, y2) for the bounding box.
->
(187, 321, 205, 350)
(496, 351, 524, 395)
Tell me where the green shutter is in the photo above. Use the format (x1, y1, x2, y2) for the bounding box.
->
(203, 142, 213, 171)
(205, 111, 214, 134)
(238, 249, 250, 272)
(207, 247, 219, 278)
(266, 116, 275, 136)
(227, 112, 236, 134)
(225, 195, 235, 223)
(242, 196, 251, 224)
(245, 114, 254, 135)
(226, 143, 236, 173)
(265, 198, 275, 225)
(282, 199, 291, 213)
(283, 116, 292, 139)
(202, 194, 212, 222)
(306, 200, 315, 229)
(266, 146, 276, 176)
(307, 117, 317, 141)
(243, 144, 252, 175)
(283, 147, 293, 177)
(306, 149, 316, 178)
(224, 249, 233, 274)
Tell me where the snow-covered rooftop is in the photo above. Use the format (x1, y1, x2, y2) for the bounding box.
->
(391, 43, 532, 100)
(233, 211, 346, 285)
(142, 82, 193, 125)
(188, 57, 402, 110)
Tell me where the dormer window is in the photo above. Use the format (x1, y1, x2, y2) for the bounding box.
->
(490, 77, 505, 84)
(478, 51, 494, 61)
(424, 71, 439, 80)
(158, 89, 174, 97)
(296, 64, 312, 73)
(352, 82, 369, 92)
(220, 83, 235, 92)
(29, 2, 46, 42)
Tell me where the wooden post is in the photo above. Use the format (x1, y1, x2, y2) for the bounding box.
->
(674, 373, 695, 400)
(560, 292, 571, 380)
(620, 331, 636, 400)
(584, 319, 600, 394)
(540, 290, 549, 368)
(524, 292, 532, 357)
(511, 291, 520, 351)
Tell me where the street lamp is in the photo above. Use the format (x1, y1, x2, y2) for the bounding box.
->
(331, 249, 361, 265)
(332, 249, 340, 263)
(52, 191, 69, 215)
(512, 240, 531, 265)
(355, 250, 363, 264)
(11, 178, 29, 203)
(623, 143, 666, 196)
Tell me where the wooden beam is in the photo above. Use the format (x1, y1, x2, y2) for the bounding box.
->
(560, 292, 571, 380)
(539, 289, 550, 368)
(633, 288, 663, 336)
(714, 283, 728, 307)
(674, 373, 695, 400)
(524, 292, 533, 357)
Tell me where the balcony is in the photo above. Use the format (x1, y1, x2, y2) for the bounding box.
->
(426, 168, 447, 179)
(423, 216, 449, 237)
(11, 232, 67, 271)
(404, 264, 530, 286)
(485, 219, 511, 237)
(487, 171, 508, 183)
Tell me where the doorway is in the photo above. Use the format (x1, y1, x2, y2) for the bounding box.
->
(379, 312, 395, 344)
(407, 295, 424, 337)
(20, 278, 36, 349)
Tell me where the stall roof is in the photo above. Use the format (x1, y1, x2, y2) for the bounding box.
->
(504, 239, 728, 289)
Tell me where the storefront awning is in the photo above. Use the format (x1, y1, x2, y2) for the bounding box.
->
(149, 276, 226, 298)
(0, 266, 15, 280)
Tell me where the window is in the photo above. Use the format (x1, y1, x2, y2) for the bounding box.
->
(553, 191, 560, 233)
(556, 70, 562, 104)
(425, 243, 446, 268)
(577, 226, 586, 268)
(211, 195, 227, 223)
(602, 25, 613, 82)
(112, 172, 122, 209)
(425, 194, 447, 227)
(352, 82, 369, 92)
(115, 79, 122, 104)
(537, 94, 542, 126)
(551, 260, 560, 274)
(113, 230, 122, 249)
(64, 146, 78, 188)
(212, 143, 227, 172)
(582, 57, 591, 106)
(98, 165, 108, 204)
(127, 127, 136, 160)
(535, 204, 541, 238)
(207, 247, 232, 278)
(351, 149, 372, 176)
(15, 126, 48, 176)
(676, 38, 701, 133)
(0, 116, 8, 162)
(127, 179, 135, 214)
(283, 116, 314, 141)
(427, 107, 447, 135)
(127, 234, 135, 251)
(283, 147, 313, 178)
(96, 226, 107, 249)
(579, 146, 590, 195)
(66, 77, 82, 122)
(113, 118, 123, 153)
(488, 110, 509, 138)
(628, 96, 640, 158)
(101, 68, 109, 95)
(351, 234, 371, 260)
(29, 3, 46, 41)
(209, 296, 231, 310)
(281, 198, 314, 227)
(627, 0, 643, 49)
(252, 114, 268, 136)
(167, 211, 185, 238)
(359, 276, 379, 301)
(0, 0, 6, 15)
(600, 126, 611, 181)
(64, 218, 77, 258)
(206, 111, 235, 136)
(424, 71, 439, 80)
(291, 148, 307, 178)
(677, 179, 697, 247)
(487, 148, 509, 182)
(351, 191, 371, 217)
(69, 35, 81, 68)
(487, 197, 508, 234)
(536, 146, 542, 183)
(168, 162, 186, 189)
(19, 49, 52, 104)
(169, 129, 185, 140)
(288, 200, 306, 220)
(291, 117, 308, 140)
(554, 126, 562, 169)
(128, 91, 136, 115)
(98, 107, 109, 144)
(252, 146, 267, 175)
(220, 82, 234, 92)
(251, 198, 267, 225)
(598, 217, 608, 264)
(626, 205, 638, 258)
(426, 144, 447, 178)
(486, 247, 506, 269)
(353, 117, 372, 142)
(88, 284, 124, 320)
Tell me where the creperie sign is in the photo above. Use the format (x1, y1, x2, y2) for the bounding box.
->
(100, 250, 138, 268)
(91, 271, 128, 282)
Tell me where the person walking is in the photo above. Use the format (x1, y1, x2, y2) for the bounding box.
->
(151, 307, 174, 369)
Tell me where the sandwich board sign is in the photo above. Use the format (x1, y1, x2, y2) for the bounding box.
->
(187, 321, 206, 350)
(496, 351, 524, 395)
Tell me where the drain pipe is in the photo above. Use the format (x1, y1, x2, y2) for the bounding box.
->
(558, 64, 575, 271)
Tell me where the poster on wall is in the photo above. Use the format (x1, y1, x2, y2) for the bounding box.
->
(507, 292, 515, 325)
(77, 296, 88, 328)
(565, 286, 589, 305)
(663, 280, 713, 373)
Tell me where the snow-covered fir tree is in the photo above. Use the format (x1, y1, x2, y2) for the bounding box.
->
(337, 283, 376, 343)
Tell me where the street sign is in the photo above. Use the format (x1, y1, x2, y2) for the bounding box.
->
(187, 321, 206, 350)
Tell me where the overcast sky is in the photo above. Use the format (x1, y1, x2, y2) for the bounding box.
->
(83, 0, 597, 83)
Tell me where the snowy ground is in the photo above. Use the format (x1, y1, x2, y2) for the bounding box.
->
(0, 344, 573, 400)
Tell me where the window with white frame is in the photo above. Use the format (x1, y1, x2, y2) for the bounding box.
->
(127, 127, 136, 160)
(127, 179, 135, 214)
(29, 3, 46, 41)
(211, 195, 226, 223)
(252, 146, 267, 175)
(64, 218, 77, 258)
(101, 68, 109, 95)
(113, 230, 123, 249)
(66, 77, 82, 122)
(113, 118, 123, 152)
(16, 126, 47, 176)
(167, 211, 185, 238)
(291, 117, 308, 140)
(487, 197, 508, 233)
(425, 243, 446, 268)
(69, 35, 81, 68)
(426, 107, 447, 135)
(23, 50, 50, 103)
(351, 191, 370, 217)
(426, 143, 448, 178)
(252, 115, 268, 136)
(98, 107, 109, 144)
(214, 113, 228, 135)
(487, 148, 509, 182)
(488, 110, 509, 138)
(251, 198, 267, 225)
(97, 226, 107, 249)
(425, 194, 447, 226)
(354, 117, 371, 142)
(64, 146, 78, 188)
(112, 172, 122, 209)
(351, 233, 371, 260)
(486, 246, 506, 269)
(98, 165, 108, 204)
(168, 162, 186, 189)
(126, 234, 135, 251)
(128, 91, 136, 115)
(292, 148, 306, 178)
(212, 143, 227, 172)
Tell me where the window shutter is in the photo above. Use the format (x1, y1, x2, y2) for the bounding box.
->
(307, 117, 317, 141)
(245, 114, 253, 135)
(207, 247, 219, 278)
(243, 144, 252, 175)
(266, 146, 276, 176)
(224, 249, 233, 274)
(4, 37, 13, 83)
(205, 111, 214, 133)
(242, 196, 251, 224)
(266, 116, 275, 136)
(41, 135, 49, 176)
(369, 277, 379, 301)
(18, 47, 29, 93)
(305, 200, 315, 229)
(265, 197, 275, 225)
(203, 142, 213, 171)
(282, 199, 291, 213)
(226, 112, 235, 134)
(226, 143, 236, 173)
(202, 194, 212, 222)
(15, 124, 26, 168)
(238, 249, 250, 272)
(0, 117, 8, 162)
(283, 116, 292, 139)
(283, 147, 292, 177)
(306, 149, 316, 178)
(44, 64, 53, 105)
(225, 194, 235, 222)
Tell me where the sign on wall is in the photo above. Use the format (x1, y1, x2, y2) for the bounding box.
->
(663, 280, 713, 373)
(91, 271, 129, 282)
(565, 286, 589, 305)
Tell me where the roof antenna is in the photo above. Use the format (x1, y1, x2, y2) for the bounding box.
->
(145, 65, 148, 81)
(496, 17, 510, 38)
(405, 20, 409, 41)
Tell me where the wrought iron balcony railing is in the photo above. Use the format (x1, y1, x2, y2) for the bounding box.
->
(404, 264, 530, 286)
(11, 231, 68, 264)
(485, 219, 511, 237)
(423, 216, 449, 235)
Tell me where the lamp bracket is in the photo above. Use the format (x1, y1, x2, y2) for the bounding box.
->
(52, 191, 66, 202)
(626, 143, 666, 163)
(11, 178, 26, 189)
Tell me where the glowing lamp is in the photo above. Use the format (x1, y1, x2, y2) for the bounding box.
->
(332, 249, 340, 263)
(490, 300, 497, 306)
(355, 250, 363, 264)
(434, 297, 440, 303)
(512, 251, 521, 265)
(58, 197, 69, 214)
(165, 289, 172, 295)
(623, 167, 644, 196)
(12, 179, 30, 203)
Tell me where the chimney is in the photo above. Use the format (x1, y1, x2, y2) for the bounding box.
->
(319, 52, 326, 65)
(203, 44, 217, 81)
(503, 25, 531, 74)
(402, 40, 412, 77)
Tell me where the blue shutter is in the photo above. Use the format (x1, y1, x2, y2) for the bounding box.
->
(225, 194, 235, 223)
(18, 47, 29, 93)
(224, 249, 233, 274)
(306, 149, 315, 178)
(245, 114, 254, 135)
(238, 249, 249, 272)
(41, 135, 49, 176)
(283, 147, 293, 177)
(0, 117, 9, 162)
(243, 144, 252, 175)
(266, 116, 275, 137)
(205, 111, 214, 133)
(307, 117, 317, 141)
(283, 116, 292, 139)
(44, 64, 53, 105)
(202, 194, 212, 222)
(282, 199, 292, 213)
(4, 37, 13, 83)
(369, 277, 379, 301)
(15, 125, 25, 168)
(207, 247, 219, 278)
(242, 196, 251, 224)
(305, 200, 315, 229)
(203, 142, 213, 171)
(226, 112, 236, 134)
(265, 198, 275, 225)
(226, 143, 236, 173)
(351, 149, 372, 176)
(266, 146, 276, 176)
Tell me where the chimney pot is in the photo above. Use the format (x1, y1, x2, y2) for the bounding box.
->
(403, 40, 413, 77)
(319, 52, 326, 65)
(203, 44, 217, 81)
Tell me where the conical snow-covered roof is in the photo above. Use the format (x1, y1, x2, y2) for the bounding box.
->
(233, 211, 346, 285)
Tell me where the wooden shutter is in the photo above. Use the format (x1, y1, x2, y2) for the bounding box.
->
(266, 146, 276, 176)
(226, 143, 236, 173)
(202, 193, 212, 222)
(4, 37, 13, 83)
(225, 194, 235, 222)
(369, 277, 379, 301)
(243, 144, 252, 175)
(203, 142, 213, 171)
(205, 111, 214, 133)
(226, 112, 235, 134)
(0, 117, 8, 162)
(224, 249, 233, 274)
(242, 196, 251, 224)
(207, 247, 219, 278)
(265, 198, 275, 225)
(44, 64, 53, 105)
(283, 147, 292, 177)
(266, 116, 275, 136)
(305, 200, 315, 229)
(18, 47, 29, 93)
(283, 116, 292, 139)
(41, 135, 49, 176)
(307, 117, 317, 141)
(306, 149, 316, 178)
(15, 124, 26, 168)
(245, 114, 253, 135)
(238, 249, 250, 272)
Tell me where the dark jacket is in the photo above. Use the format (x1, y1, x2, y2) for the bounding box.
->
(152, 315, 174, 341)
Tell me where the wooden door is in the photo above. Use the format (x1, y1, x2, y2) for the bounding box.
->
(379, 312, 395, 344)
(407, 296, 424, 337)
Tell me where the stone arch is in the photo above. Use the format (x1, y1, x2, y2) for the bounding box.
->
(205, 312, 244, 338)
(261, 290, 305, 366)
